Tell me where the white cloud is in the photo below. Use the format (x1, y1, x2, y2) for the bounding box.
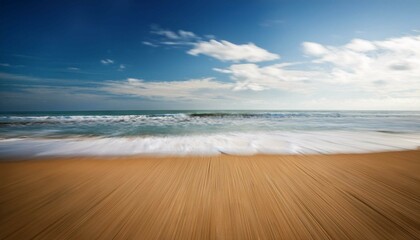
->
(103, 78, 233, 100)
(301, 35, 420, 96)
(302, 42, 328, 57)
(4, 33, 420, 110)
(210, 34, 420, 109)
(100, 59, 114, 65)
(150, 26, 199, 45)
(119, 64, 126, 71)
(152, 29, 197, 40)
(160, 41, 194, 46)
(178, 30, 196, 39)
(142, 41, 158, 47)
(0, 63, 11, 67)
(67, 67, 80, 71)
(148, 27, 279, 63)
(152, 29, 179, 39)
(345, 39, 377, 52)
(214, 63, 319, 91)
(188, 40, 279, 62)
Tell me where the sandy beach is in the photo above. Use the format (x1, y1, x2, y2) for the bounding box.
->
(1, 151, 419, 239)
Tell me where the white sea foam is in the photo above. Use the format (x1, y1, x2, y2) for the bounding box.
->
(0, 114, 190, 122)
(1, 131, 419, 157)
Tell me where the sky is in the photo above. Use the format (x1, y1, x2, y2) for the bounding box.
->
(1, 0, 420, 111)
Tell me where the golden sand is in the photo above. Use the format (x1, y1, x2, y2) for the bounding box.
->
(1, 151, 419, 239)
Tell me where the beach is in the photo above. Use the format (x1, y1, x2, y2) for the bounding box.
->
(2, 0, 420, 238)
(1, 150, 419, 239)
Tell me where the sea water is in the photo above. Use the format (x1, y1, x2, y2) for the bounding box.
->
(1, 110, 420, 156)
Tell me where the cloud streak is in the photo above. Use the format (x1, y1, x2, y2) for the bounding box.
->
(147, 27, 279, 63)
(103, 78, 233, 100)
(151, 28, 198, 41)
(147, 26, 200, 47)
(142, 41, 158, 47)
(100, 59, 114, 65)
(214, 63, 316, 91)
(188, 40, 279, 62)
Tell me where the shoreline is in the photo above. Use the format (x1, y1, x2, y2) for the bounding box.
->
(1, 149, 419, 162)
(1, 150, 419, 239)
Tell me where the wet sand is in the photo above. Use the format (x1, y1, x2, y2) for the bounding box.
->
(1, 151, 419, 239)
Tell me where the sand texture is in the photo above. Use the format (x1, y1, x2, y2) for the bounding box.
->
(1, 151, 419, 239)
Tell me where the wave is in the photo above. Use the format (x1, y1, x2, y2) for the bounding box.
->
(2, 111, 420, 125)
(0, 114, 190, 125)
(1, 131, 419, 157)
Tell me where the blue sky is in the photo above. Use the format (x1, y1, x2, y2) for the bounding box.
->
(1, 0, 420, 111)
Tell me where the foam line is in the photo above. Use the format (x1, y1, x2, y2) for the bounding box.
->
(1, 131, 419, 157)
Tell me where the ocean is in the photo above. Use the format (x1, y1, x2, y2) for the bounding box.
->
(1, 110, 420, 156)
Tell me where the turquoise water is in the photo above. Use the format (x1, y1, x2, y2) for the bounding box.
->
(1, 110, 420, 156)
(1, 110, 420, 139)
